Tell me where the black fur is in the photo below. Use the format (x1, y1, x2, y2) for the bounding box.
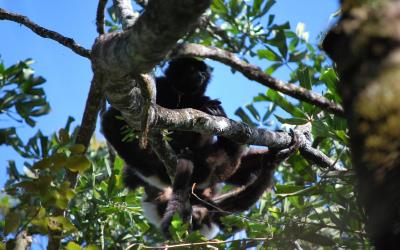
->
(140, 135, 301, 238)
(191, 133, 301, 231)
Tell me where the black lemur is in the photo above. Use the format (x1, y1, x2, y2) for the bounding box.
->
(102, 134, 300, 240)
(101, 57, 247, 237)
(141, 134, 300, 239)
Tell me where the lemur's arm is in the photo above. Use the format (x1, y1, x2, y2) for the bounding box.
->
(101, 107, 170, 189)
(216, 132, 300, 213)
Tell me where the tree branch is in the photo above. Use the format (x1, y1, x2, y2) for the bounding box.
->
(70, 73, 105, 184)
(96, 0, 108, 35)
(172, 43, 345, 116)
(0, 8, 91, 58)
(92, 0, 212, 76)
(126, 237, 271, 249)
(112, 0, 139, 29)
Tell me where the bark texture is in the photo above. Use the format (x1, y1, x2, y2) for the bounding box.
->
(323, 1, 400, 248)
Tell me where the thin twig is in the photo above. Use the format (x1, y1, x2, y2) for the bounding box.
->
(173, 43, 344, 116)
(212, 185, 247, 203)
(96, 0, 108, 35)
(0, 8, 90, 58)
(125, 237, 271, 250)
(136, 73, 156, 149)
(149, 131, 177, 183)
(191, 183, 226, 213)
(198, 16, 240, 52)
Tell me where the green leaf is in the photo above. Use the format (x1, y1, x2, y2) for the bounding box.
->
(211, 0, 228, 15)
(275, 115, 308, 125)
(245, 104, 260, 121)
(320, 68, 341, 102)
(297, 66, 312, 89)
(84, 246, 100, 250)
(264, 62, 282, 75)
(335, 130, 349, 145)
(289, 50, 307, 62)
(235, 107, 257, 126)
(265, 89, 307, 118)
(288, 37, 299, 52)
(69, 144, 86, 154)
(66, 242, 82, 250)
(262, 103, 277, 122)
(257, 48, 281, 61)
(252, 0, 263, 13)
(64, 155, 91, 173)
(253, 93, 269, 102)
(266, 30, 288, 59)
(48, 216, 77, 233)
(260, 0, 276, 17)
(270, 21, 290, 30)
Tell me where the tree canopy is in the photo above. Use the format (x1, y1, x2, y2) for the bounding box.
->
(1, 0, 399, 249)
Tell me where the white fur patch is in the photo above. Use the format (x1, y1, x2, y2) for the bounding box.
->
(141, 193, 162, 227)
(200, 223, 220, 239)
(135, 172, 169, 190)
(141, 187, 173, 228)
(216, 119, 229, 130)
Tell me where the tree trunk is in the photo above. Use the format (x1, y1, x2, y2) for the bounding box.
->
(323, 1, 400, 248)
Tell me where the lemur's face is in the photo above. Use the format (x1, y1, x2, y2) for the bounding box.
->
(166, 57, 212, 95)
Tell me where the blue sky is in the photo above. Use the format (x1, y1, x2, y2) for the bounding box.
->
(0, 0, 338, 190)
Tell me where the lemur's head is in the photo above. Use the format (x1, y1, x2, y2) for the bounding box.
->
(165, 57, 212, 95)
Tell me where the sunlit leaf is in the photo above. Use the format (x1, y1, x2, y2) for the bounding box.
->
(65, 155, 91, 173)
(66, 242, 82, 250)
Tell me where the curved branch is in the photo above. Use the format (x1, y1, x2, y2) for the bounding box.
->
(92, 0, 212, 76)
(0, 8, 91, 58)
(96, 0, 108, 35)
(173, 43, 345, 116)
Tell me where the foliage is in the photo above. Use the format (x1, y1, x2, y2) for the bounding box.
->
(1, 1, 368, 249)
(0, 59, 50, 151)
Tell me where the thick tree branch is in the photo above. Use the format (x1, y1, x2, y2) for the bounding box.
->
(113, 98, 340, 170)
(92, 0, 212, 77)
(96, 0, 108, 35)
(0, 8, 91, 58)
(112, 0, 139, 29)
(173, 43, 345, 116)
